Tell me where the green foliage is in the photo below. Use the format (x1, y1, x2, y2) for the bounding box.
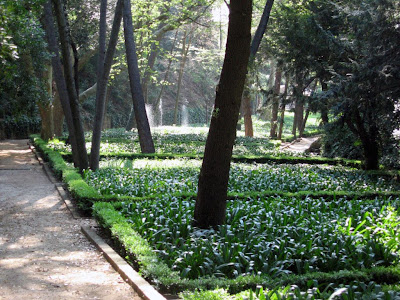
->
(84, 159, 397, 197)
(119, 195, 400, 280)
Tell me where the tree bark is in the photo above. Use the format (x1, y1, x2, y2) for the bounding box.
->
(270, 67, 282, 138)
(242, 0, 274, 137)
(39, 63, 54, 140)
(153, 30, 179, 126)
(90, 0, 123, 170)
(43, 1, 79, 167)
(52, 90, 64, 136)
(51, 0, 88, 172)
(194, 0, 252, 229)
(277, 76, 288, 140)
(122, 0, 155, 153)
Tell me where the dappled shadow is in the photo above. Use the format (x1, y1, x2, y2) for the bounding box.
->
(0, 140, 139, 299)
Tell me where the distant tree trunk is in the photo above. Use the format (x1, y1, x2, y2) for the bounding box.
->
(299, 80, 317, 137)
(39, 64, 54, 140)
(122, 0, 155, 153)
(277, 77, 288, 140)
(90, 0, 123, 170)
(299, 108, 310, 138)
(320, 81, 329, 125)
(153, 30, 179, 125)
(173, 29, 192, 125)
(194, 0, 252, 229)
(270, 66, 282, 138)
(52, 0, 88, 172)
(242, 0, 274, 137)
(346, 112, 379, 170)
(141, 26, 164, 104)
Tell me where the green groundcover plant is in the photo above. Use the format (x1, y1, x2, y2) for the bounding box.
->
(118, 195, 400, 280)
(84, 159, 398, 198)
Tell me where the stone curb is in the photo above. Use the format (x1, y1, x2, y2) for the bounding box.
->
(81, 226, 167, 300)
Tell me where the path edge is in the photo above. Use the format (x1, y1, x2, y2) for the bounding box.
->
(81, 226, 167, 300)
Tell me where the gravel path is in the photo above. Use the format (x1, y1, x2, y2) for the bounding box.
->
(0, 140, 141, 300)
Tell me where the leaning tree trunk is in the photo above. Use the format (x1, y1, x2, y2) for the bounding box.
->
(270, 66, 282, 138)
(43, 1, 81, 167)
(242, 0, 275, 137)
(122, 0, 155, 153)
(51, 0, 88, 172)
(153, 30, 179, 126)
(90, 0, 123, 170)
(194, 0, 252, 229)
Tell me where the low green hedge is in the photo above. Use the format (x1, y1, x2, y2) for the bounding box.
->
(92, 201, 400, 296)
(60, 152, 362, 168)
(31, 135, 400, 213)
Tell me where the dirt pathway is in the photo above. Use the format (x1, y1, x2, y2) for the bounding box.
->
(0, 140, 140, 300)
(280, 136, 321, 153)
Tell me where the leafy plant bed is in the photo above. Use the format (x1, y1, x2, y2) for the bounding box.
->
(93, 195, 400, 298)
(84, 159, 397, 198)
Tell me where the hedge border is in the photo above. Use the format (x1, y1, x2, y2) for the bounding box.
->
(31, 135, 400, 213)
(93, 201, 400, 295)
(31, 135, 400, 296)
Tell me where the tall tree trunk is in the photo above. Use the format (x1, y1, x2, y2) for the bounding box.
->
(90, 0, 107, 170)
(43, 1, 79, 167)
(52, 90, 64, 136)
(173, 29, 192, 125)
(320, 81, 329, 125)
(153, 30, 179, 126)
(39, 64, 54, 140)
(194, 0, 252, 229)
(270, 66, 282, 138)
(142, 26, 164, 104)
(52, 0, 88, 172)
(122, 0, 155, 153)
(277, 77, 288, 140)
(90, 0, 123, 170)
(242, 0, 274, 137)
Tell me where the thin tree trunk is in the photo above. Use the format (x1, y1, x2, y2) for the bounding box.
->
(142, 26, 164, 104)
(52, 0, 88, 172)
(277, 76, 288, 140)
(299, 108, 310, 138)
(194, 0, 252, 229)
(320, 81, 329, 125)
(39, 63, 54, 140)
(173, 29, 192, 125)
(90, 0, 123, 170)
(270, 66, 282, 138)
(153, 30, 179, 125)
(122, 0, 155, 153)
(43, 1, 79, 166)
(242, 0, 275, 137)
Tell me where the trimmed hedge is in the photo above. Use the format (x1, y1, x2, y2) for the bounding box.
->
(93, 201, 400, 295)
(61, 152, 362, 168)
(31, 135, 400, 212)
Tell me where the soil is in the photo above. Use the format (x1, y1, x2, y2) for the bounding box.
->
(0, 140, 141, 300)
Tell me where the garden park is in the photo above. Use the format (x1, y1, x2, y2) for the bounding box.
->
(1, 0, 400, 299)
